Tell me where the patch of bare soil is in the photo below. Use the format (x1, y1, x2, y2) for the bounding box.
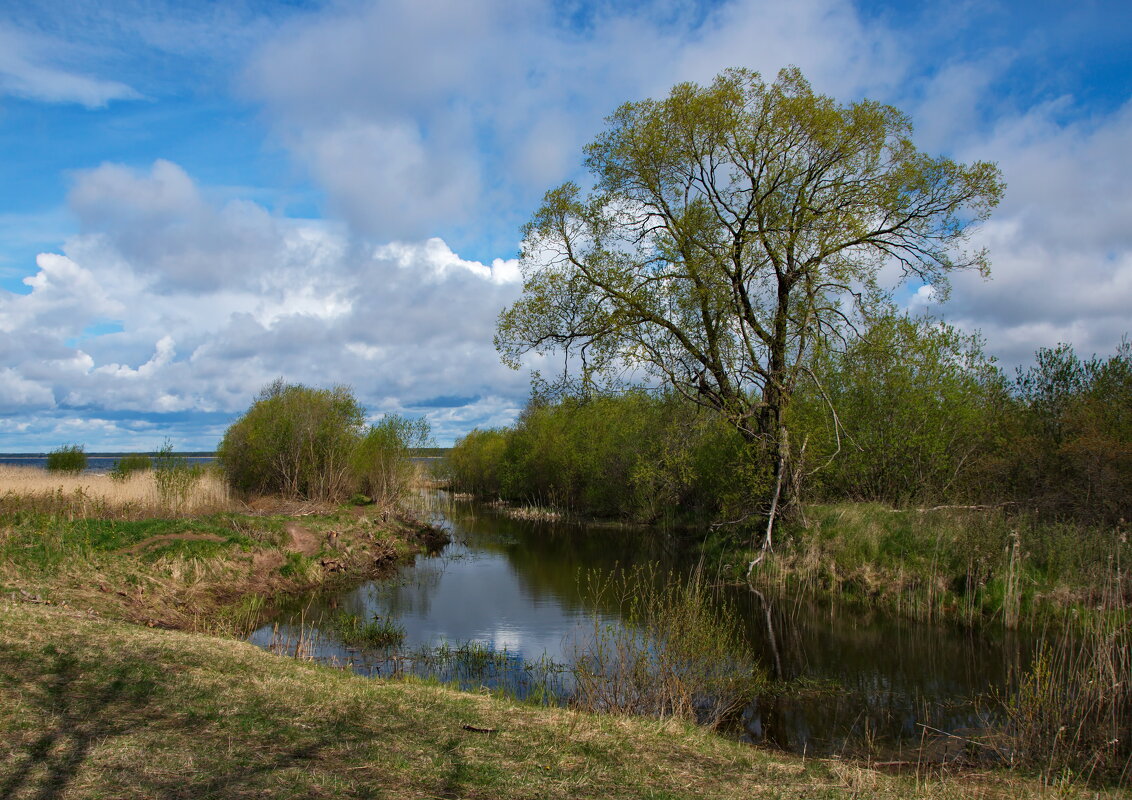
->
(118, 533, 226, 555)
(284, 522, 323, 556)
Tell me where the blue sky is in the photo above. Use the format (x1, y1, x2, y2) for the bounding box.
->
(1, 0, 1130, 451)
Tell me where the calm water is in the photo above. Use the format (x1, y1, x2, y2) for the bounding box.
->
(249, 495, 1033, 758)
(0, 455, 217, 472)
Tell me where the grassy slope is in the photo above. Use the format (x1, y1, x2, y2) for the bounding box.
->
(1, 602, 1108, 800)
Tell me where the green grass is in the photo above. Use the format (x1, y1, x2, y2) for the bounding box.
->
(1, 601, 1114, 800)
(0, 507, 419, 634)
(326, 610, 406, 647)
(728, 504, 1132, 628)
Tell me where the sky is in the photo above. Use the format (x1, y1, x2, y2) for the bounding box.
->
(0, 0, 1129, 451)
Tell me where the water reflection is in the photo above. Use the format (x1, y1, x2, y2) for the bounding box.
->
(248, 495, 1032, 758)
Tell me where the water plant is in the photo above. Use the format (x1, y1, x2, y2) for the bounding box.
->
(327, 610, 405, 647)
(571, 563, 765, 728)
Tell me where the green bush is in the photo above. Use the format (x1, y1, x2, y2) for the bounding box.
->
(219, 381, 366, 502)
(788, 311, 1005, 505)
(447, 391, 745, 524)
(352, 415, 429, 507)
(45, 444, 87, 474)
(218, 381, 429, 505)
(109, 453, 152, 482)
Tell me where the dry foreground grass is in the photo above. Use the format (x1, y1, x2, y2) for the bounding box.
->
(0, 466, 1126, 799)
(3, 602, 1120, 800)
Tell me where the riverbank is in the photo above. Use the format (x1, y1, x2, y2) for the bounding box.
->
(707, 503, 1131, 629)
(2, 600, 1116, 800)
(0, 466, 444, 633)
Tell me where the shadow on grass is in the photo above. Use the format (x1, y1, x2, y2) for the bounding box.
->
(0, 643, 352, 799)
(0, 648, 156, 800)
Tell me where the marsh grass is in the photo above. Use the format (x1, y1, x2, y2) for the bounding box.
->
(326, 610, 406, 647)
(0, 464, 232, 518)
(571, 563, 764, 728)
(984, 566, 1132, 784)
(741, 504, 1132, 628)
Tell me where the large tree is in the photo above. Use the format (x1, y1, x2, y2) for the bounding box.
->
(496, 67, 1004, 545)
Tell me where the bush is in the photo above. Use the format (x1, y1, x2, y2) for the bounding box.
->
(352, 415, 430, 507)
(789, 311, 1005, 505)
(219, 381, 366, 502)
(109, 453, 152, 482)
(446, 391, 751, 524)
(46, 444, 87, 474)
(218, 381, 430, 504)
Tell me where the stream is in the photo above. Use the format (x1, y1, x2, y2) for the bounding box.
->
(248, 494, 1034, 759)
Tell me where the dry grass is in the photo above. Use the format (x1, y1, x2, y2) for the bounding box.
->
(2, 600, 1119, 800)
(0, 464, 233, 517)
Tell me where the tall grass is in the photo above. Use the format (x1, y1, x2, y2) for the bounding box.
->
(744, 504, 1132, 628)
(0, 464, 231, 518)
(988, 564, 1131, 783)
(570, 564, 765, 728)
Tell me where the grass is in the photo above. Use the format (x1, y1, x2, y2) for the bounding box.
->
(2, 600, 1119, 800)
(729, 503, 1132, 628)
(0, 468, 428, 634)
(326, 610, 407, 647)
(0, 464, 231, 517)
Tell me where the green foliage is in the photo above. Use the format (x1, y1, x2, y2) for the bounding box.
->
(448, 391, 744, 524)
(109, 453, 152, 482)
(218, 380, 366, 502)
(1006, 340, 1132, 523)
(218, 380, 429, 505)
(790, 311, 1006, 504)
(152, 439, 203, 510)
(352, 414, 430, 507)
(45, 444, 87, 474)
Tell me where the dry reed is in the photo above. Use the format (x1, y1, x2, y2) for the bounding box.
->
(0, 464, 232, 517)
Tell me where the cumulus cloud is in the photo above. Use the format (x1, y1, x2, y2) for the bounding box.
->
(1, 159, 528, 447)
(913, 97, 1132, 365)
(243, 0, 903, 246)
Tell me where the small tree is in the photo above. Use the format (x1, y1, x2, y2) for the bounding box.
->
(497, 67, 1004, 547)
(46, 444, 87, 474)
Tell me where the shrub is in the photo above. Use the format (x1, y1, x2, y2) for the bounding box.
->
(218, 381, 430, 505)
(109, 453, 152, 482)
(352, 415, 430, 507)
(45, 444, 87, 474)
(219, 380, 366, 502)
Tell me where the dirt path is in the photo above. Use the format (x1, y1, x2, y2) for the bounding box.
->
(284, 522, 322, 556)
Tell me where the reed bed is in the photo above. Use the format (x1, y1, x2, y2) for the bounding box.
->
(0, 464, 233, 518)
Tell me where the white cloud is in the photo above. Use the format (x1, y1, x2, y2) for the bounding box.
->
(244, 0, 905, 244)
(0, 25, 139, 107)
(1, 160, 528, 445)
(915, 97, 1132, 365)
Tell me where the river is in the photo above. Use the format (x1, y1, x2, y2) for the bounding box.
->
(248, 493, 1032, 759)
